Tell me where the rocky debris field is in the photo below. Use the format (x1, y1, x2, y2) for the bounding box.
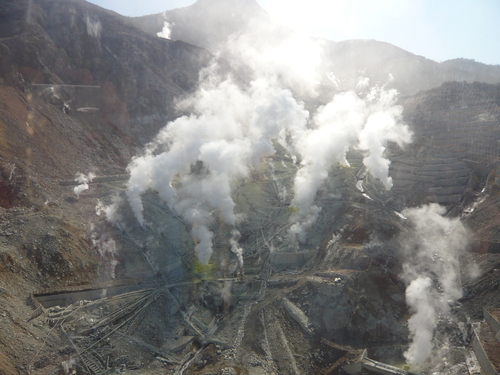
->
(1, 0, 500, 374)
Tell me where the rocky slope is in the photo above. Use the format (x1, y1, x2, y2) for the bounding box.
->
(0, 0, 212, 143)
(0, 1, 212, 373)
(0, 0, 500, 374)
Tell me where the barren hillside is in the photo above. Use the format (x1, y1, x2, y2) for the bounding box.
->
(0, 1, 500, 375)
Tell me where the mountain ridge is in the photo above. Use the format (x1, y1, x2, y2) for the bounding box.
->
(123, 0, 500, 96)
(0, 1, 500, 374)
(0, 0, 213, 142)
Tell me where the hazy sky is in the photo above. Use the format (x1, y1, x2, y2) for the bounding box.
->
(88, 0, 500, 65)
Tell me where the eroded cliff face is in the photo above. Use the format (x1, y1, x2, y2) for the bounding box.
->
(0, 0, 212, 143)
(1, 1, 500, 374)
(0, 1, 211, 373)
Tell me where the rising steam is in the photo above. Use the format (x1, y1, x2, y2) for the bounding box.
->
(74, 172, 95, 198)
(288, 87, 412, 244)
(125, 11, 412, 264)
(126, 77, 308, 264)
(400, 204, 469, 369)
(86, 16, 102, 38)
(157, 21, 172, 39)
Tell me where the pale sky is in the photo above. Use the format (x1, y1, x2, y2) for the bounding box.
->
(88, 0, 500, 65)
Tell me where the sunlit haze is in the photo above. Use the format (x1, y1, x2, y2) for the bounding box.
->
(2, 0, 500, 373)
(88, 0, 500, 65)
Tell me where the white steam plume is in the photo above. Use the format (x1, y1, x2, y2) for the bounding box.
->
(230, 229, 244, 270)
(400, 204, 469, 369)
(157, 21, 172, 39)
(288, 86, 412, 244)
(404, 276, 437, 366)
(86, 16, 102, 39)
(359, 88, 412, 189)
(221, 18, 324, 97)
(126, 77, 309, 264)
(91, 227, 119, 279)
(125, 14, 411, 262)
(74, 172, 95, 198)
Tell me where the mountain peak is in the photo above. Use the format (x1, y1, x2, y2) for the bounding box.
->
(125, 0, 271, 51)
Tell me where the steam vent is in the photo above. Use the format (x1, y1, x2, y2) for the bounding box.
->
(1, 0, 500, 374)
